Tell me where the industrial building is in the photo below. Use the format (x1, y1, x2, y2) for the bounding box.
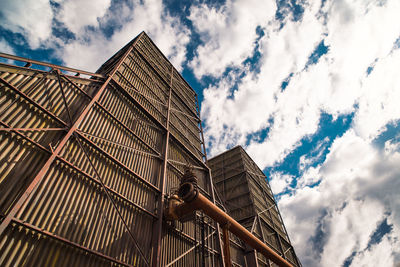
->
(0, 32, 299, 266)
(209, 146, 301, 266)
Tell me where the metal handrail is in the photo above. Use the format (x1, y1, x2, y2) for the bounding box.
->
(0, 52, 105, 78)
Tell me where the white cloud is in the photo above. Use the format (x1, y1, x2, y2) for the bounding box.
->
(188, 0, 276, 79)
(279, 130, 400, 266)
(299, 137, 330, 172)
(385, 137, 400, 155)
(0, 0, 53, 48)
(202, 0, 325, 164)
(296, 165, 321, 188)
(269, 172, 293, 194)
(0, 38, 15, 54)
(349, 235, 397, 267)
(353, 48, 400, 141)
(60, 0, 190, 72)
(320, 199, 384, 266)
(320, 0, 400, 116)
(2, 1, 400, 265)
(201, 0, 400, 171)
(57, 0, 112, 34)
(0, 0, 189, 72)
(0, 38, 16, 65)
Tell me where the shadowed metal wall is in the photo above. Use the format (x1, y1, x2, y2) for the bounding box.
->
(0, 32, 223, 266)
(208, 146, 301, 267)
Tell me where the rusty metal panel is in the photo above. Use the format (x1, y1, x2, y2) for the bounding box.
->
(0, 66, 155, 266)
(160, 214, 219, 267)
(134, 34, 172, 85)
(0, 131, 48, 216)
(0, 65, 96, 218)
(112, 49, 168, 126)
(171, 71, 196, 114)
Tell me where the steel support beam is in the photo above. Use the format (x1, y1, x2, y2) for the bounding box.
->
(0, 127, 66, 132)
(61, 72, 162, 155)
(0, 52, 104, 78)
(110, 77, 209, 170)
(75, 135, 150, 265)
(79, 130, 161, 159)
(151, 64, 173, 267)
(222, 224, 232, 267)
(0, 120, 51, 153)
(11, 218, 133, 267)
(0, 31, 139, 240)
(76, 131, 160, 193)
(165, 230, 216, 267)
(0, 76, 68, 127)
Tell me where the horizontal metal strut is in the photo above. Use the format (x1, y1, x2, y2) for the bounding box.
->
(0, 52, 105, 78)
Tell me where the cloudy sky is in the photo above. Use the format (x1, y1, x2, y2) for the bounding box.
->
(1, 0, 400, 266)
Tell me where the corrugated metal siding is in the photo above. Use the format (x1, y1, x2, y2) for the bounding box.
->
(124, 33, 221, 267)
(0, 70, 154, 266)
(0, 221, 122, 267)
(15, 159, 154, 265)
(134, 35, 172, 86)
(0, 65, 97, 218)
(1, 31, 222, 266)
(0, 131, 48, 216)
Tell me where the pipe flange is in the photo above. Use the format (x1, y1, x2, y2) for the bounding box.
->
(178, 182, 198, 202)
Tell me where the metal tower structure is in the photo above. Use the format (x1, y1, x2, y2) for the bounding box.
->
(0, 32, 224, 266)
(0, 32, 300, 267)
(208, 146, 301, 267)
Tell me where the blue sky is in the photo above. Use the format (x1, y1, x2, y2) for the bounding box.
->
(1, 0, 400, 266)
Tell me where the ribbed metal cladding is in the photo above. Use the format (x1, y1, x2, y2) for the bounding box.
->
(0, 31, 222, 266)
(208, 146, 302, 267)
(227, 233, 246, 267)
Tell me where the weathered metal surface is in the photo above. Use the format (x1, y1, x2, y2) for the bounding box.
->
(0, 52, 105, 78)
(1, 30, 299, 267)
(0, 32, 222, 266)
(165, 181, 294, 267)
(208, 146, 301, 267)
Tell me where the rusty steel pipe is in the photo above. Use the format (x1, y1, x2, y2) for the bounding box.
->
(169, 182, 294, 267)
